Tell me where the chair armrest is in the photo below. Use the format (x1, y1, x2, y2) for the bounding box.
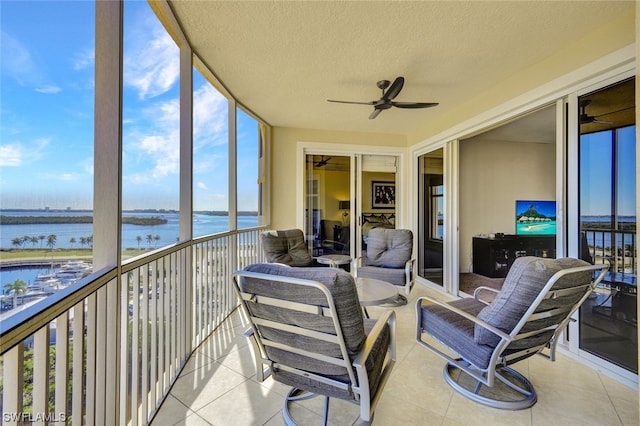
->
(415, 296, 512, 342)
(473, 286, 500, 305)
(352, 310, 396, 369)
(352, 256, 365, 276)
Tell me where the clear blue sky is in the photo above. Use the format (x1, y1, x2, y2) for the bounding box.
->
(1, 1, 258, 212)
(580, 125, 636, 217)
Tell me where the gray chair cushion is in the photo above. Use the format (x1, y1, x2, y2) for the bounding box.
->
(475, 256, 591, 346)
(260, 229, 312, 266)
(420, 298, 495, 369)
(355, 265, 407, 286)
(365, 228, 413, 268)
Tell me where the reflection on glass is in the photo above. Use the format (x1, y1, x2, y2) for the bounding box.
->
(304, 155, 351, 258)
(418, 149, 444, 285)
(578, 77, 637, 373)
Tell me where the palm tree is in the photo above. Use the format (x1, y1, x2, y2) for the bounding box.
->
(11, 237, 22, 249)
(21, 236, 30, 248)
(46, 234, 57, 251)
(87, 235, 93, 248)
(80, 236, 87, 248)
(30, 236, 39, 247)
(69, 237, 76, 248)
(154, 235, 160, 247)
(136, 235, 142, 249)
(38, 235, 45, 248)
(146, 234, 154, 248)
(4, 279, 28, 309)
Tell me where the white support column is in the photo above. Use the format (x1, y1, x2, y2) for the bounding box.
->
(180, 46, 193, 243)
(229, 102, 238, 273)
(229, 101, 238, 231)
(94, 1, 122, 421)
(94, 0, 122, 268)
(444, 140, 460, 294)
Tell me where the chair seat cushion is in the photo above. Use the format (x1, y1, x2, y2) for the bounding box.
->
(420, 298, 495, 369)
(475, 257, 591, 346)
(356, 265, 406, 286)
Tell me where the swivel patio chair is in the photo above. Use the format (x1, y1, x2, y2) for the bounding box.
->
(416, 256, 607, 410)
(353, 228, 415, 305)
(233, 263, 396, 425)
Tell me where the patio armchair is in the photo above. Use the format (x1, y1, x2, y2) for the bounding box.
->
(416, 256, 608, 410)
(233, 263, 396, 425)
(353, 228, 415, 304)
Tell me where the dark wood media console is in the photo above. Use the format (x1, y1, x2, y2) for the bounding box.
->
(472, 235, 556, 278)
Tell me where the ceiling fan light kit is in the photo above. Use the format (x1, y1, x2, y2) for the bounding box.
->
(328, 76, 439, 119)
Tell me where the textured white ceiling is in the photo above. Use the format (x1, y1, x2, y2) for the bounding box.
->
(169, 1, 633, 136)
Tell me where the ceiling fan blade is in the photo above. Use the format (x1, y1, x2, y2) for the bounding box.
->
(369, 109, 382, 120)
(595, 105, 635, 118)
(382, 76, 404, 101)
(327, 99, 376, 105)
(392, 102, 439, 109)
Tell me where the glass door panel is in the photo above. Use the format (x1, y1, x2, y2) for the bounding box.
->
(304, 155, 352, 259)
(417, 149, 444, 285)
(578, 77, 637, 373)
(359, 155, 397, 257)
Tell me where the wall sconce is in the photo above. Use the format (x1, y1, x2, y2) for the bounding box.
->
(339, 200, 350, 226)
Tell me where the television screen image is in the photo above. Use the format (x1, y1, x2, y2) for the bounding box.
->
(515, 200, 556, 235)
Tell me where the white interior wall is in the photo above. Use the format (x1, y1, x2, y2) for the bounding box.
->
(458, 139, 556, 272)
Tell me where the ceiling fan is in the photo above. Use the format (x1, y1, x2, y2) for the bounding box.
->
(328, 76, 439, 119)
(579, 99, 615, 125)
(314, 156, 332, 167)
(580, 100, 635, 125)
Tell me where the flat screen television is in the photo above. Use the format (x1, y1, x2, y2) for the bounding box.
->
(515, 200, 556, 235)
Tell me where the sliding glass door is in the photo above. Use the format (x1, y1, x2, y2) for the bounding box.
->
(417, 148, 444, 286)
(302, 152, 400, 263)
(304, 154, 353, 258)
(577, 77, 637, 374)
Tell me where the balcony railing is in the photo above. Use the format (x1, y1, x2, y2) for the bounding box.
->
(0, 227, 267, 425)
(582, 227, 636, 275)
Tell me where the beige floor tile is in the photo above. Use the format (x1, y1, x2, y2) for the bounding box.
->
(531, 382, 620, 426)
(169, 362, 248, 411)
(195, 380, 284, 426)
(599, 373, 639, 426)
(150, 394, 201, 426)
(365, 391, 446, 425)
(445, 392, 532, 426)
(384, 345, 455, 418)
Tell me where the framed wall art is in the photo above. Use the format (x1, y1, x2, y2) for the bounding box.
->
(372, 181, 395, 208)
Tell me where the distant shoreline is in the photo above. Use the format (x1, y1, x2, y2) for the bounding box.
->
(1, 215, 168, 226)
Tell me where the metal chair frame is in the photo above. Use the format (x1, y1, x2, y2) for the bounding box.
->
(233, 270, 396, 425)
(416, 263, 608, 410)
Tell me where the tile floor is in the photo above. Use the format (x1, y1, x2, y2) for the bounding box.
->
(151, 284, 638, 426)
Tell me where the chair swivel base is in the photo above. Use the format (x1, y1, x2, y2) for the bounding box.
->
(443, 362, 537, 410)
(283, 388, 330, 426)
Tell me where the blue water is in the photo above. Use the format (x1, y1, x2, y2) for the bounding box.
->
(516, 221, 557, 235)
(1, 210, 258, 250)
